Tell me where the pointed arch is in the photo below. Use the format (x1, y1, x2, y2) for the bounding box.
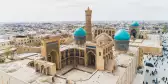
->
(87, 51, 96, 67)
(35, 63, 39, 72)
(41, 65, 44, 73)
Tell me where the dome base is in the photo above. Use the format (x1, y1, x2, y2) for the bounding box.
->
(114, 40, 129, 51)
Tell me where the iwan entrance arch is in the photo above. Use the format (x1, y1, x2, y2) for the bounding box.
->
(87, 51, 96, 68)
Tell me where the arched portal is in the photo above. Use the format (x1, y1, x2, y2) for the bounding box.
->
(104, 56, 108, 70)
(44, 68, 46, 75)
(41, 65, 44, 73)
(50, 51, 56, 63)
(87, 51, 96, 68)
(50, 51, 59, 69)
(131, 29, 137, 38)
(35, 63, 39, 72)
(47, 67, 50, 75)
(47, 55, 51, 62)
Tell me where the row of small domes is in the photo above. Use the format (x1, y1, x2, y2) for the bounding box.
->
(73, 21, 140, 40)
(73, 28, 130, 41)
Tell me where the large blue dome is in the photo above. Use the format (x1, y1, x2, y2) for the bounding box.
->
(114, 29, 130, 40)
(131, 21, 140, 27)
(74, 27, 87, 37)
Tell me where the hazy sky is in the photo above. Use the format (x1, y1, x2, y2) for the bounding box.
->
(0, 0, 168, 22)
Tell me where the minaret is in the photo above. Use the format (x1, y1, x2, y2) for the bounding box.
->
(85, 7, 92, 41)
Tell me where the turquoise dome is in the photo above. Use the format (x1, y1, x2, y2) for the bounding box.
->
(74, 27, 87, 37)
(131, 21, 140, 27)
(114, 29, 130, 40)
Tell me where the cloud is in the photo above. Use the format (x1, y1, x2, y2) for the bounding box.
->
(128, 0, 168, 9)
(60, 0, 96, 8)
(0, 0, 168, 22)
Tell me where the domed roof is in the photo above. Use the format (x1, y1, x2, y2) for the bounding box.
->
(131, 21, 140, 27)
(114, 29, 130, 40)
(96, 33, 112, 42)
(73, 27, 87, 37)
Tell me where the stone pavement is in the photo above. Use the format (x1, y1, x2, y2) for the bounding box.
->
(133, 33, 168, 84)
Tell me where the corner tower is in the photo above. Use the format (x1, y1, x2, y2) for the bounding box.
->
(85, 7, 92, 41)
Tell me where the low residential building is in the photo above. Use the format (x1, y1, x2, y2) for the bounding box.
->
(0, 39, 12, 50)
(16, 45, 41, 54)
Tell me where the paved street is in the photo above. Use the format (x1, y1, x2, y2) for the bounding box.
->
(133, 34, 168, 84)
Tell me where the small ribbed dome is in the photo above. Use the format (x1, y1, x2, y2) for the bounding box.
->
(131, 21, 140, 27)
(96, 33, 112, 42)
(74, 27, 87, 37)
(114, 29, 130, 40)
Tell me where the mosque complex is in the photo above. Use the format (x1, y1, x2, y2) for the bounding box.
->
(0, 7, 163, 84)
(36, 7, 162, 84)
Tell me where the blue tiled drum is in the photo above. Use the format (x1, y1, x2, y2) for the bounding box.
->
(114, 29, 130, 51)
(114, 40, 129, 51)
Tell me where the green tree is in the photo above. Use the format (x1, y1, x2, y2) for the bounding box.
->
(4, 47, 11, 59)
(0, 56, 5, 63)
(163, 25, 168, 33)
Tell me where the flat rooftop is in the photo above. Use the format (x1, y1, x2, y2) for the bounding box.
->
(15, 53, 39, 59)
(0, 39, 11, 43)
(0, 59, 40, 83)
(114, 67, 126, 77)
(0, 47, 17, 55)
(130, 39, 143, 43)
(130, 39, 162, 48)
(60, 44, 85, 51)
(75, 71, 119, 84)
(140, 40, 161, 48)
(113, 46, 139, 58)
(0, 58, 57, 84)
(27, 54, 43, 60)
(115, 54, 133, 67)
(63, 69, 91, 81)
(147, 34, 160, 41)
(128, 46, 139, 55)
(0, 52, 55, 84)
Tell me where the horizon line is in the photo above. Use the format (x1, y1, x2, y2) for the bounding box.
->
(0, 20, 168, 23)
